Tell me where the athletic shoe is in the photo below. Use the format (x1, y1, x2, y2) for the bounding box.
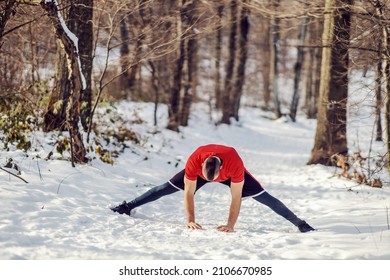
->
(111, 200, 132, 216)
(298, 220, 315, 232)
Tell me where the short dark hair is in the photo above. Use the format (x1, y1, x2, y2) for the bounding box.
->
(204, 156, 221, 180)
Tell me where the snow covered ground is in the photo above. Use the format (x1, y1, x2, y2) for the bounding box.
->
(1, 88, 390, 261)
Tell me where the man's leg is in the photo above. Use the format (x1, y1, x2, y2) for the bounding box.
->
(111, 182, 179, 215)
(123, 169, 210, 209)
(253, 192, 301, 225)
(253, 192, 314, 232)
(129, 182, 180, 208)
(112, 169, 189, 216)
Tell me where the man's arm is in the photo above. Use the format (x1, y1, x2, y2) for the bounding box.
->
(184, 176, 202, 229)
(217, 180, 244, 232)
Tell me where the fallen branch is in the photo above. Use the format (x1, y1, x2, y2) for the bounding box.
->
(0, 166, 29, 183)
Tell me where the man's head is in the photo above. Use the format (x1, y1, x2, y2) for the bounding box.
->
(202, 156, 221, 181)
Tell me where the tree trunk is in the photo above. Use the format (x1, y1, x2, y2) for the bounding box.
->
(308, 0, 352, 166)
(43, 1, 72, 132)
(41, 0, 87, 165)
(290, 14, 308, 122)
(180, 1, 198, 126)
(384, 59, 390, 171)
(119, 0, 150, 101)
(304, 18, 322, 119)
(0, 0, 16, 49)
(214, 4, 224, 109)
(261, 19, 272, 110)
(126, 41, 142, 100)
(43, 0, 93, 132)
(151, 0, 174, 113)
(127, 34, 144, 100)
(304, 47, 315, 119)
(270, 0, 282, 118)
(149, 61, 159, 126)
(220, 0, 238, 124)
(167, 1, 184, 132)
(305, 42, 322, 118)
(231, 1, 250, 121)
(43, 45, 70, 132)
(374, 0, 390, 171)
(119, 14, 130, 99)
(69, 0, 93, 131)
(375, 41, 383, 142)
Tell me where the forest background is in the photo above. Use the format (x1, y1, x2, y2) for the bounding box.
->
(1, 0, 390, 187)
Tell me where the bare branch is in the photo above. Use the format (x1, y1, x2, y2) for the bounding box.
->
(0, 166, 29, 183)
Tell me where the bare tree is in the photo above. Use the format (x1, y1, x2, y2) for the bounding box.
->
(375, 36, 383, 142)
(230, 0, 250, 121)
(214, 3, 224, 109)
(260, 16, 272, 110)
(71, 0, 93, 131)
(43, 0, 93, 132)
(372, 0, 390, 171)
(290, 7, 308, 122)
(118, 0, 149, 100)
(40, 0, 87, 165)
(304, 18, 323, 119)
(269, 0, 282, 119)
(119, 9, 131, 99)
(43, 42, 70, 131)
(308, 0, 352, 166)
(0, 0, 16, 49)
(180, 0, 199, 127)
(220, 0, 238, 124)
(166, 1, 184, 132)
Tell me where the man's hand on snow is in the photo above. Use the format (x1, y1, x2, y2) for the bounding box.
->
(217, 225, 234, 232)
(187, 222, 203, 230)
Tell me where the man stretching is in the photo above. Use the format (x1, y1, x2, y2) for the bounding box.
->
(111, 144, 315, 233)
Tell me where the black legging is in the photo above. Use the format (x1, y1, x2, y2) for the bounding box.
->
(126, 182, 303, 227)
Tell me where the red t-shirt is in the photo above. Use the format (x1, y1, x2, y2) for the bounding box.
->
(185, 144, 245, 183)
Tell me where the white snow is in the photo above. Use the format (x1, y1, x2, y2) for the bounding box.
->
(0, 70, 389, 280)
(1, 83, 390, 262)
